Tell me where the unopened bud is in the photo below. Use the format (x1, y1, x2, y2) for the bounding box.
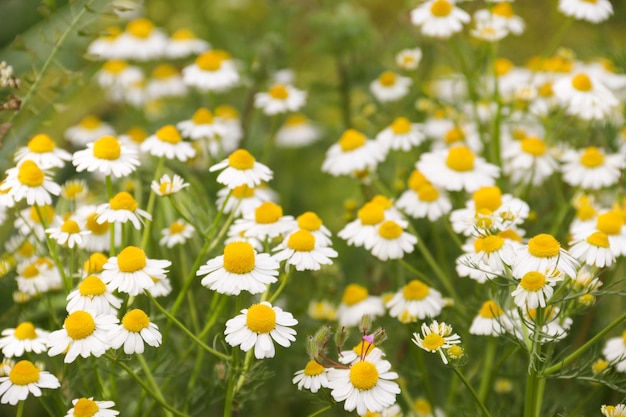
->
(334, 326, 349, 350)
(359, 314, 372, 334)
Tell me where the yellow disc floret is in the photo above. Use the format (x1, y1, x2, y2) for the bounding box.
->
(78, 275, 107, 297)
(391, 117, 412, 135)
(14, 322, 37, 340)
(246, 304, 276, 333)
(478, 300, 504, 318)
(195, 50, 230, 71)
(342, 284, 369, 306)
(269, 84, 289, 100)
(430, 0, 452, 17)
(349, 361, 379, 390)
(402, 280, 430, 301)
(357, 202, 385, 225)
(445, 145, 475, 172)
(117, 246, 147, 273)
(191, 108, 214, 124)
(586, 231, 610, 248)
(338, 129, 366, 152)
(481, 235, 505, 253)
(109, 191, 138, 211)
(254, 202, 283, 224)
(65, 311, 96, 340)
(418, 184, 439, 202)
(156, 125, 182, 144)
(378, 71, 396, 87)
(473, 186, 502, 212)
(297, 212, 322, 231)
(303, 360, 325, 376)
(596, 211, 623, 236)
(73, 398, 100, 417)
(378, 220, 403, 239)
(527, 234, 560, 258)
(520, 271, 546, 291)
(422, 333, 445, 351)
(27, 134, 56, 153)
(521, 137, 547, 156)
(9, 360, 40, 386)
(122, 309, 151, 332)
(579, 147, 604, 168)
(223, 241, 256, 274)
(61, 219, 81, 234)
(287, 229, 316, 252)
(18, 160, 45, 187)
(93, 136, 121, 160)
(571, 73, 592, 92)
(228, 149, 255, 170)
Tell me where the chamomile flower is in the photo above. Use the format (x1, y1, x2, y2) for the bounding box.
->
(47, 310, 118, 363)
(601, 404, 626, 417)
(0, 360, 60, 405)
(77, 205, 119, 252)
(150, 174, 189, 196)
(16, 258, 60, 295)
(0, 322, 50, 357)
(558, 0, 613, 23)
(412, 320, 461, 364)
(275, 114, 321, 148)
(272, 229, 338, 271)
(115, 18, 168, 61)
(147, 275, 172, 298)
(524, 306, 573, 342)
(501, 135, 559, 186)
(61, 179, 89, 201)
(292, 360, 330, 393)
(1, 160, 61, 206)
(602, 331, 626, 372)
(64, 115, 116, 147)
(45, 216, 91, 249)
(469, 300, 509, 336)
(410, 0, 471, 39)
(511, 233, 579, 279)
(224, 301, 298, 359)
(375, 117, 425, 152)
(417, 145, 500, 193)
(197, 241, 279, 295)
(146, 64, 188, 100)
(339, 202, 386, 248)
(560, 146, 625, 190)
(64, 397, 119, 417)
(182, 49, 240, 92)
(177, 107, 227, 141)
(474, 2, 525, 37)
(308, 300, 338, 321)
(511, 269, 564, 309)
(214, 105, 244, 151)
(412, 398, 445, 417)
(553, 72, 619, 120)
(367, 219, 417, 261)
(336, 284, 385, 327)
(14, 133, 71, 169)
(470, 17, 508, 42)
(216, 183, 277, 217)
(101, 246, 171, 296)
(108, 309, 162, 354)
(322, 129, 385, 177)
(294, 211, 333, 246)
(254, 83, 307, 115)
(164, 28, 210, 59)
(568, 231, 615, 268)
(327, 348, 400, 416)
(210, 149, 273, 189)
(86, 27, 123, 59)
(159, 220, 194, 248)
(96, 191, 151, 230)
(141, 125, 196, 162)
(386, 280, 446, 323)
(14, 205, 55, 240)
(96, 60, 143, 92)
(396, 47, 422, 71)
(370, 71, 412, 102)
(230, 201, 297, 241)
(66, 275, 122, 315)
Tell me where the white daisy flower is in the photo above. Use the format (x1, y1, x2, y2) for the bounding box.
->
(86, 26, 123, 59)
(292, 360, 330, 393)
(146, 64, 188, 100)
(64, 115, 116, 147)
(96, 60, 143, 92)
(386, 280, 446, 323)
(164, 28, 210, 59)
(524, 307, 573, 342)
(601, 404, 626, 417)
(511, 269, 564, 309)
(61, 179, 89, 201)
(108, 309, 162, 354)
(182, 49, 240, 92)
(307, 300, 337, 321)
(47, 310, 118, 363)
(230, 201, 297, 241)
(474, 2, 525, 36)
(224, 301, 298, 359)
(1, 160, 61, 206)
(375, 117, 425, 152)
(150, 174, 189, 197)
(568, 231, 615, 268)
(197, 241, 279, 295)
(272, 229, 338, 271)
(209, 149, 273, 189)
(592, 211, 626, 257)
(430, 122, 483, 154)
(114, 18, 167, 61)
(501, 135, 559, 186)
(160, 219, 194, 248)
(13, 204, 54, 241)
(338, 202, 387, 248)
(0, 360, 60, 405)
(467, 233, 517, 276)
(327, 348, 400, 416)
(410, 0, 471, 39)
(336, 284, 385, 327)
(177, 107, 228, 141)
(553, 72, 619, 120)
(470, 17, 508, 42)
(16, 258, 60, 296)
(603, 331, 626, 373)
(469, 300, 509, 336)
(338, 340, 384, 365)
(322, 129, 385, 177)
(370, 70, 412, 102)
(396, 47, 422, 71)
(96, 191, 152, 230)
(412, 398, 446, 417)
(45, 216, 91, 249)
(417, 145, 500, 193)
(216, 183, 276, 218)
(65, 397, 119, 417)
(254, 83, 307, 116)
(66, 275, 122, 315)
(275, 114, 321, 148)
(293, 211, 333, 247)
(558, 0, 613, 23)
(0, 322, 49, 358)
(511, 233, 579, 279)
(560, 146, 625, 190)
(76, 205, 119, 253)
(101, 246, 171, 296)
(366, 219, 417, 261)
(412, 320, 461, 364)
(214, 105, 244, 153)
(147, 275, 172, 298)
(14, 133, 71, 169)
(141, 125, 196, 162)
(396, 181, 452, 222)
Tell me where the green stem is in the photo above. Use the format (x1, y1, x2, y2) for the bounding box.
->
(452, 367, 493, 417)
(397, 258, 433, 285)
(136, 354, 173, 417)
(306, 405, 332, 417)
(16, 400, 24, 417)
(140, 156, 166, 249)
(234, 349, 255, 393)
(267, 269, 292, 304)
(478, 337, 497, 402)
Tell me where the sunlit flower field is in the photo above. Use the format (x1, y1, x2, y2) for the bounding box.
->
(1, 0, 626, 416)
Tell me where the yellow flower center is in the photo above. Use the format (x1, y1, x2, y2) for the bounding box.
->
(378, 71, 396, 86)
(352, 340, 375, 356)
(357, 203, 385, 225)
(303, 360, 325, 376)
(227, 185, 251, 199)
(22, 264, 39, 279)
(418, 184, 439, 202)
(9, 360, 40, 386)
(117, 246, 147, 273)
(349, 361, 379, 390)
(571, 73, 592, 92)
(285, 113, 308, 126)
(18, 160, 45, 187)
(246, 304, 276, 333)
(78, 275, 107, 296)
(86, 213, 109, 235)
(92, 135, 121, 160)
(521, 137, 547, 156)
(592, 359, 608, 374)
(414, 399, 432, 415)
(73, 398, 100, 417)
(342, 284, 369, 306)
(492, 2, 514, 18)
(287, 229, 316, 252)
(215, 105, 239, 120)
(596, 212, 623, 235)
(378, 220, 403, 239)
(370, 195, 393, 209)
(408, 170, 430, 192)
(528, 305, 555, 321)
(402, 280, 430, 300)
(338, 129, 366, 152)
(422, 333, 445, 351)
(444, 126, 465, 144)
(122, 309, 151, 332)
(127, 18, 154, 39)
(268, 84, 289, 99)
(527, 234, 560, 258)
(223, 241, 256, 274)
(169, 221, 186, 235)
(195, 50, 231, 71)
(125, 127, 148, 144)
(445, 145, 475, 172)
(297, 212, 322, 231)
(481, 235, 505, 253)
(577, 202, 596, 221)
(159, 182, 173, 195)
(171, 28, 196, 40)
(536, 81, 553, 98)
(84, 253, 108, 273)
(473, 186, 502, 212)
(17, 241, 35, 258)
(28, 204, 54, 223)
(27, 134, 56, 153)
(152, 64, 178, 80)
(109, 191, 138, 211)
(102, 60, 128, 74)
(579, 146, 604, 168)
(430, 0, 452, 17)
(79, 116, 102, 130)
(254, 202, 283, 224)
(14, 322, 37, 340)
(156, 125, 182, 144)
(63, 182, 86, 200)
(61, 219, 80, 234)
(586, 231, 610, 248)
(478, 300, 504, 318)
(495, 58, 514, 77)
(391, 117, 412, 134)
(520, 271, 546, 291)
(191, 107, 214, 124)
(623, 330, 626, 345)
(228, 149, 255, 170)
(65, 311, 96, 340)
